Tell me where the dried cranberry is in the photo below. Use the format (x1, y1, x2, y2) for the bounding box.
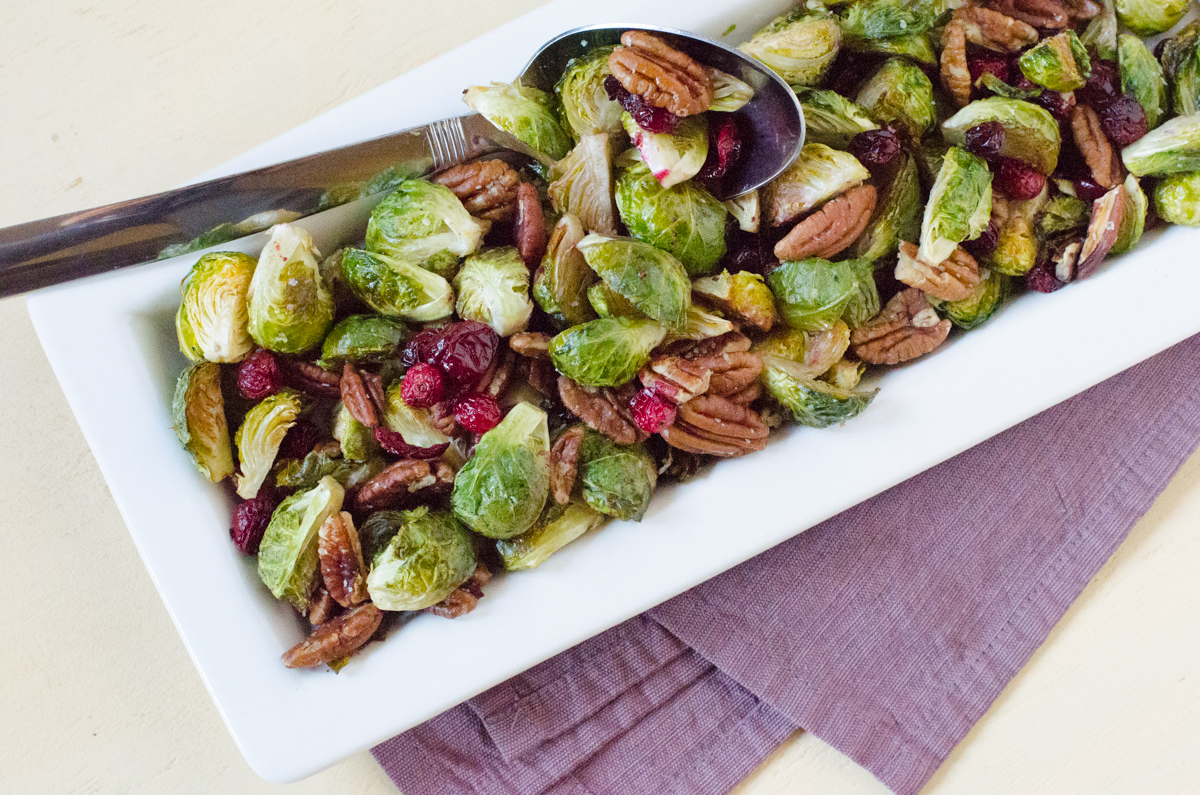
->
(278, 420, 318, 460)
(236, 349, 282, 400)
(1076, 60, 1120, 109)
(428, 321, 499, 394)
(400, 329, 443, 368)
(724, 228, 777, 275)
(603, 75, 679, 135)
(629, 389, 676, 434)
(1099, 94, 1148, 147)
(372, 426, 449, 459)
(230, 495, 276, 554)
(697, 113, 744, 183)
(1073, 176, 1107, 202)
(827, 50, 884, 97)
(1031, 90, 1075, 122)
(401, 362, 445, 408)
(967, 47, 1012, 85)
(995, 157, 1046, 200)
(453, 393, 502, 434)
(963, 215, 1001, 258)
(848, 129, 901, 171)
(1025, 262, 1065, 293)
(964, 121, 1006, 160)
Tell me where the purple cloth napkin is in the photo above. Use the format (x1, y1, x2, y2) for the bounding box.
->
(374, 335, 1200, 795)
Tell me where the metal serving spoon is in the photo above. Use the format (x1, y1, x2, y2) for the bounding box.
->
(0, 24, 803, 298)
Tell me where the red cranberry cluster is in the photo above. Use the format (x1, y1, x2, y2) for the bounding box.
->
(401, 320, 504, 435)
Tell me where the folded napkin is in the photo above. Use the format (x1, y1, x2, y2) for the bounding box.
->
(374, 335, 1200, 795)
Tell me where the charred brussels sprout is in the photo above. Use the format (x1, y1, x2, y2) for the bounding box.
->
(621, 114, 708, 189)
(275, 450, 383, 492)
(932, 269, 1009, 329)
(555, 47, 623, 143)
(463, 80, 573, 162)
(534, 213, 597, 329)
(1153, 171, 1200, 225)
(576, 430, 657, 521)
(615, 159, 727, 276)
(317, 315, 407, 370)
(918, 147, 993, 266)
(548, 317, 667, 387)
(942, 98, 1060, 176)
(739, 9, 842, 87)
(1018, 31, 1091, 92)
(338, 248, 454, 322)
(454, 247, 533, 337)
(176, 251, 256, 363)
(257, 476, 345, 611)
(851, 151, 921, 260)
(548, 133, 616, 233)
(1113, 176, 1149, 253)
(989, 188, 1048, 276)
(794, 88, 878, 149)
(451, 403, 550, 539)
(1121, 114, 1200, 175)
(172, 362, 233, 482)
(707, 68, 755, 112)
(767, 257, 866, 331)
(762, 354, 878, 428)
(577, 233, 692, 329)
(855, 58, 936, 138)
(495, 502, 606, 571)
(1118, 34, 1169, 130)
(365, 180, 485, 280)
(839, 0, 954, 42)
(332, 400, 380, 461)
(247, 224, 333, 354)
(752, 322, 851, 377)
(762, 143, 871, 225)
(383, 381, 451, 449)
(365, 507, 476, 610)
(692, 270, 777, 332)
(235, 388, 303, 499)
(1115, 0, 1189, 36)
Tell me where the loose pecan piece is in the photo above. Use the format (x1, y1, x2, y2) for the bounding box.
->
(282, 603, 383, 669)
(955, 5, 1038, 51)
(851, 288, 952, 365)
(941, 19, 972, 109)
(661, 394, 769, 458)
(988, 0, 1069, 28)
(1071, 105, 1123, 189)
(609, 31, 713, 117)
(433, 159, 520, 221)
(895, 240, 981, 302)
(690, 351, 764, 398)
(318, 511, 368, 608)
(1076, 186, 1126, 280)
(509, 331, 552, 357)
(425, 563, 493, 619)
(548, 426, 585, 505)
(285, 359, 341, 398)
(558, 376, 648, 445)
(639, 356, 712, 404)
(774, 185, 878, 261)
(514, 182, 547, 267)
(340, 363, 379, 428)
(355, 459, 452, 511)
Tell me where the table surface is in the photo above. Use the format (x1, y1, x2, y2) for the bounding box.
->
(2, 2, 1198, 793)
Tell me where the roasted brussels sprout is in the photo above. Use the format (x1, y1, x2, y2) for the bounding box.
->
(767, 257, 867, 331)
(158, 209, 303, 261)
(918, 147, 993, 266)
(761, 354, 878, 428)
(707, 67, 755, 112)
(851, 151, 921, 261)
(534, 213, 597, 329)
(316, 315, 407, 370)
(176, 251, 256, 363)
(723, 190, 761, 233)
(1161, 22, 1200, 115)
(332, 400, 379, 462)
(258, 476, 345, 611)
(847, 31, 937, 66)
(548, 133, 616, 233)
(575, 429, 658, 521)
(587, 281, 643, 319)
(338, 248, 454, 322)
(365, 179, 485, 280)
(463, 80, 573, 162)
(451, 402, 551, 539)
(555, 47, 623, 143)
(365, 507, 477, 610)
(495, 501, 606, 571)
(246, 224, 333, 355)
(1037, 194, 1091, 236)
(235, 388, 303, 499)
(839, 0, 953, 42)
(1115, 0, 1189, 36)
(548, 317, 667, 387)
(1082, 0, 1118, 61)
(762, 143, 871, 225)
(1113, 175, 1149, 253)
(989, 188, 1048, 276)
(692, 270, 777, 331)
(679, 305, 737, 340)
(841, 259, 881, 330)
(942, 98, 1061, 176)
(615, 159, 727, 276)
(453, 247, 533, 337)
(1118, 34, 1168, 130)
(1153, 171, 1200, 225)
(577, 233, 692, 329)
(931, 268, 1008, 329)
(621, 114, 708, 190)
(1018, 31, 1091, 93)
(382, 381, 451, 449)
(855, 58, 936, 138)
(752, 322, 851, 377)
(975, 73, 1044, 101)
(172, 362, 234, 482)
(1121, 114, 1200, 175)
(739, 8, 842, 87)
(275, 450, 383, 492)
(794, 88, 879, 149)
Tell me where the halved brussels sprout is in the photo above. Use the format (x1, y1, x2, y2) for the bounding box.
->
(495, 501, 606, 571)
(555, 47, 623, 143)
(454, 247, 533, 337)
(621, 114, 708, 190)
(575, 429, 657, 521)
(793, 88, 879, 149)
(1112, 175, 1148, 253)
(762, 143, 871, 226)
(851, 151, 921, 261)
(739, 8, 842, 87)
(172, 362, 234, 482)
(707, 67, 755, 112)
(1162, 23, 1200, 115)
(692, 270, 777, 331)
(338, 248, 455, 322)
(548, 317, 667, 387)
(316, 315, 407, 370)
(1118, 34, 1168, 130)
(767, 257, 866, 331)
(577, 233, 692, 329)
(1153, 171, 1200, 225)
(918, 147, 994, 266)
(1018, 31, 1091, 93)
(931, 268, 1008, 329)
(1082, 0, 1117, 61)
(246, 224, 333, 355)
(761, 354, 878, 428)
(463, 80, 573, 162)
(723, 190, 761, 233)
(382, 381, 451, 449)
(548, 133, 616, 233)
(752, 321, 851, 377)
(258, 476, 345, 611)
(822, 358, 864, 390)
(989, 187, 1048, 276)
(678, 305, 737, 340)
(451, 402, 550, 539)
(275, 450, 384, 492)
(158, 209, 303, 261)
(846, 31, 936, 66)
(615, 159, 727, 276)
(365, 179, 485, 280)
(332, 400, 380, 462)
(839, 0, 954, 41)
(365, 507, 476, 610)
(1038, 194, 1091, 236)
(176, 252, 256, 363)
(841, 259, 881, 330)
(855, 57, 936, 138)
(534, 213, 597, 329)
(975, 72, 1043, 101)
(1122, 114, 1200, 175)
(1115, 0, 1189, 36)
(942, 98, 1060, 176)
(235, 389, 303, 499)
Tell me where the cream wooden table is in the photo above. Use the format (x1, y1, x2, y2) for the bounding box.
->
(2, 3, 1198, 793)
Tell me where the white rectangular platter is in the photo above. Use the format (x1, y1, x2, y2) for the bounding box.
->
(25, 0, 1200, 783)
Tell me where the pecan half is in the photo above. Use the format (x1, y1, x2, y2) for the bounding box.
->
(285, 359, 341, 398)
(558, 377, 648, 445)
(282, 603, 383, 669)
(988, 0, 1069, 28)
(1076, 186, 1126, 280)
(941, 19, 972, 108)
(895, 240, 981, 302)
(318, 511, 368, 608)
(355, 459, 452, 511)
(433, 159, 520, 221)
(514, 182, 547, 267)
(661, 394, 769, 458)
(639, 356, 712, 405)
(1064, 0, 1100, 18)
(308, 586, 341, 626)
(851, 288, 952, 365)
(609, 31, 713, 117)
(774, 185, 878, 261)
(548, 426, 585, 505)
(425, 563, 493, 619)
(360, 371, 386, 417)
(726, 381, 762, 406)
(1071, 104, 1123, 189)
(690, 351, 763, 398)
(662, 331, 752, 360)
(340, 363, 379, 428)
(955, 5, 1038, 51)
(509, 331, 552, 358)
